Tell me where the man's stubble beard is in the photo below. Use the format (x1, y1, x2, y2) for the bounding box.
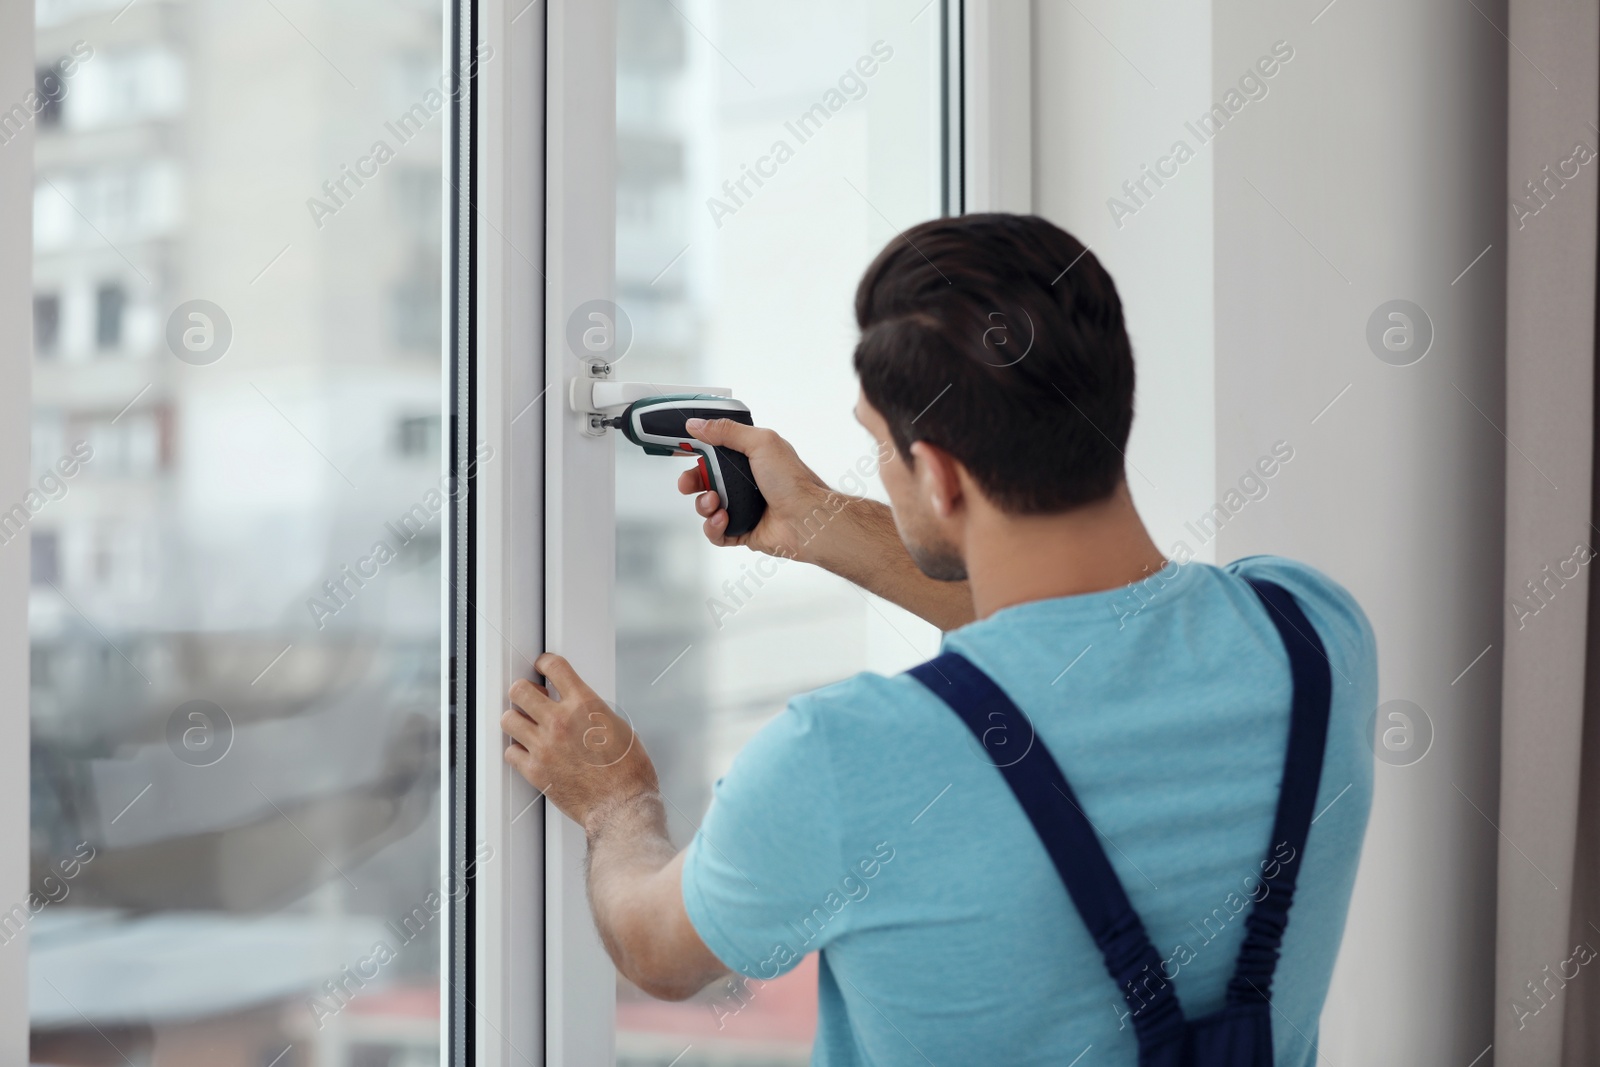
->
(904, 534, 968, 582)
(889, 496, 968, 581)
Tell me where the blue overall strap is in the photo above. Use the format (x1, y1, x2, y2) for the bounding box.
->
(1226, 577, 1333, 1006)
(908, 653, 1186, 1044)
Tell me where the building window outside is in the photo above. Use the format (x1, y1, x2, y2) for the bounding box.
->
(34, 293, 60, 357)
(94, 282, 123, 351)
(35, 66, 66, 127)
(393, 166, 442, 239)
(389, 256, 441, 352)
(396, 414, 440, 458)
(31, 530, 59, 586)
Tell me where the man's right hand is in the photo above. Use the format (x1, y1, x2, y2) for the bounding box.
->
(675, 417, 976, 631)
(676, 417, 842, 564)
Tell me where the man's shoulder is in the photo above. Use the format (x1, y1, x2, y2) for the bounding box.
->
(784, 667, 946, 735)
(1222, 554, 1376, 675)
(726, 666, 955, 788)
(712, 666, 960, 841)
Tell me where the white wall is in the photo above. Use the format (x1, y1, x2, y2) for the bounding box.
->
(1032, 0, 1216, 563)
(1034, 0, 1506, 1059)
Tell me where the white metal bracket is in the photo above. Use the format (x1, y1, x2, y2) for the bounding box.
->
(568, 373, 733, 436)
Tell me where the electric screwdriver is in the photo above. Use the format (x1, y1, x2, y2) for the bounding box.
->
(605, 393, 769, 537)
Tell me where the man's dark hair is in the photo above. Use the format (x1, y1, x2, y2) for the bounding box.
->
(852, 213, 1135, 514)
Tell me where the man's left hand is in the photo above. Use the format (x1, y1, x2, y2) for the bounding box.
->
(503, 653, 660, 833)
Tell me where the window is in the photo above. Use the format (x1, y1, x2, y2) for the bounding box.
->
(31, 530, 59, 585)
(33, 163, 182, 250)
(93, 281, 122, 350)
(15, 1, 956, 1060)
(27, 4, 448, 1066)
(393, 166, 442, 238)
(389, 253, 442, 352)
(75, 411, 162, 477)
(68, 47, 186, 129)
(34, 65, 66, 127)
(33, 293, 59, 356)
(396, 413, 441, 458)
(610, 1, 946, 1061)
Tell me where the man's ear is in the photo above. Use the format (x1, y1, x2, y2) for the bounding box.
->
(908, 440, 965, 518)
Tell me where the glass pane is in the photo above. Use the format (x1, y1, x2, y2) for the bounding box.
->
(29, 2, 447, 1065)
(613, 1, 944, 1061)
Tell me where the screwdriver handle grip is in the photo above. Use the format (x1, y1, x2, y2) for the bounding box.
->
(710, 443, 766, 537)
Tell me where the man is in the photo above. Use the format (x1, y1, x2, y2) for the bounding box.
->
(503, 213, 1375, 1065)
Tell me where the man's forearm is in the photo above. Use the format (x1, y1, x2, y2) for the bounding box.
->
(585, 793, 727, 1000)
(806, 496, 975, 631)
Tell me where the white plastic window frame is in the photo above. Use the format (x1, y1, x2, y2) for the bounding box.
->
(0, 0, 34, 1057)
(461, 0, 549, 1065)
(539, 0, 618, 1063)
(529, 1, 1028, 1062)
(961, 0, 1033, 214)
(464, 0, 622, 1063)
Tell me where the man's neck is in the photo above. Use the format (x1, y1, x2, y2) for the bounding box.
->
(962, 483, 1169, 620)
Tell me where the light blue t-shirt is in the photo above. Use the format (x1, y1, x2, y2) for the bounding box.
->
(682, 555, 1376, 1066)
